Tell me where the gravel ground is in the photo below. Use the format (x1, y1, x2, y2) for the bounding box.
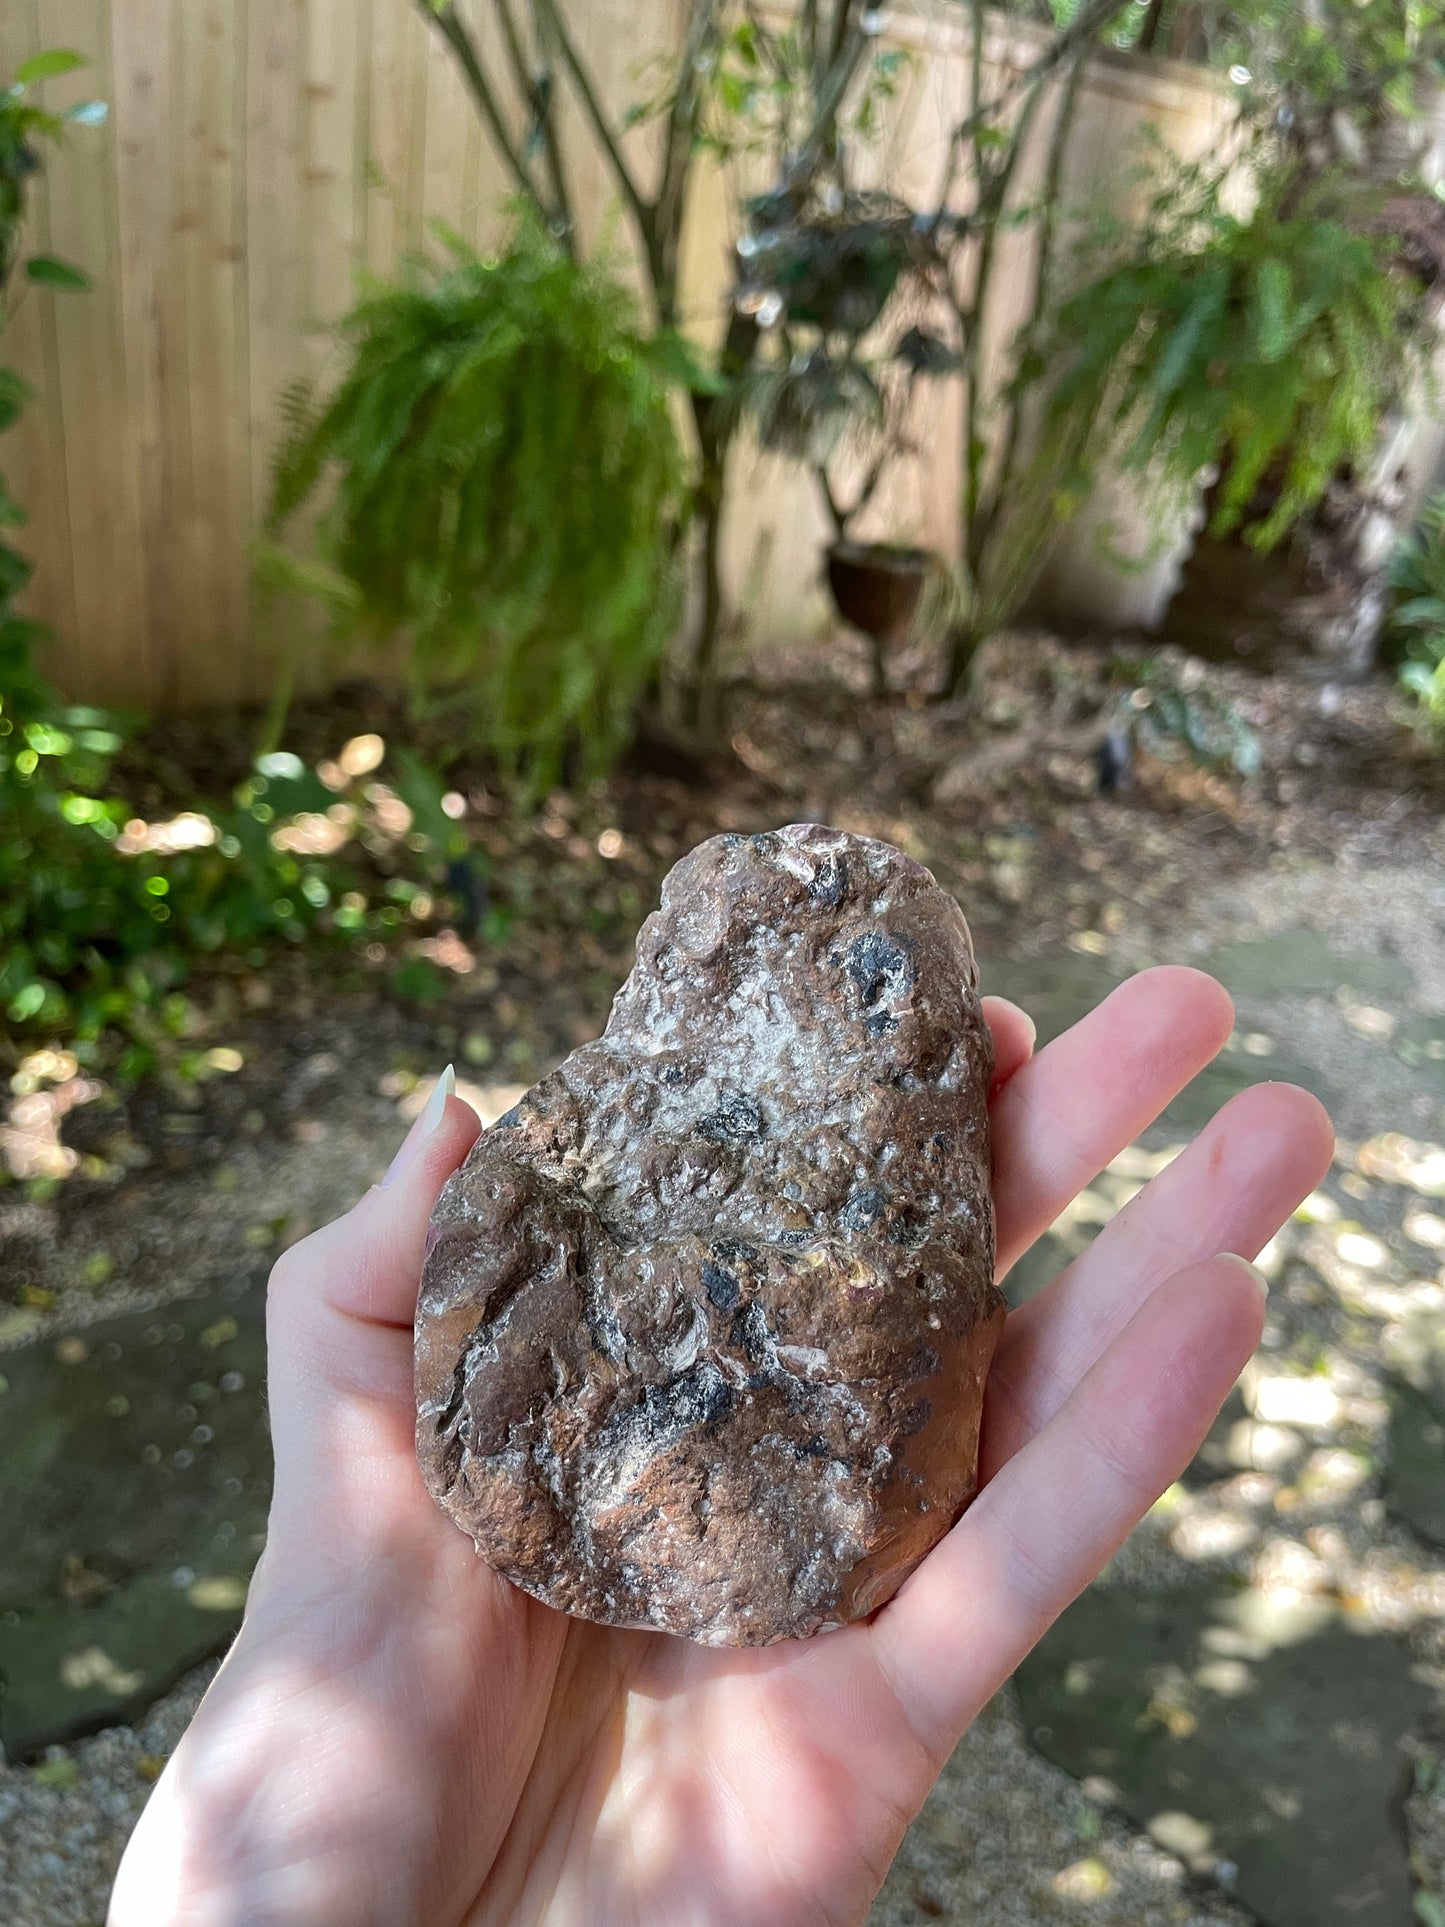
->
(873, 1689, 1256, 1927)
(0, 1663, 217, 1927)
(2, 641, 1442, 1923)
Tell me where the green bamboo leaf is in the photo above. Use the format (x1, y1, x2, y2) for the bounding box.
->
(13, 48, 86, 86)
(26, 256, 90, 292)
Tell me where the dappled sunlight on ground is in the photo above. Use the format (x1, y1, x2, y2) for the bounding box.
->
(1012, 1108, 1445, 1924)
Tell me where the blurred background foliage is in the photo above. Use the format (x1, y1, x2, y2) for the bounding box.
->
(262, 221, 693, 792)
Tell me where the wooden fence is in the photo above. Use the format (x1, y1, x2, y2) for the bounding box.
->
(3, 0, 1234, 709)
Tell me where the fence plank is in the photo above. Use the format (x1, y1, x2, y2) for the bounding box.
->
(1, 1, 79, 666)
(421, 8, 474, 247)
(246, 0, 308, 535)
(303, 0, 367, 345)
(169, 0, 256, 705)
(110, 0, 181, 701)
(362, 0, 427, 278)
(32, 0, 147, 701)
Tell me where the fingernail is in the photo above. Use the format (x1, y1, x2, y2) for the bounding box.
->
(988, 996, 1036, 1050)
(1219, 1251, 1269, 1298)
(383, 1065, 454, 1186)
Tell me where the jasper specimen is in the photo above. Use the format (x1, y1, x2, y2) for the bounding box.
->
(415, 825, 1003, 1645)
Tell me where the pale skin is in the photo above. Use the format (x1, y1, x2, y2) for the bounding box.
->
(110, 966, 1334, 1927)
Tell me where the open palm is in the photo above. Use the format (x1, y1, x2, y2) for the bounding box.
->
(111, 967, 1331, 1927)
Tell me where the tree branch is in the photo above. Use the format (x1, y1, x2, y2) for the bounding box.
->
(495, 0, 573, 234)
(780, 2, 870, 196)
(932, 0, 1135, 216)
(986, 43, 1086, 549)
(654, 1, 723, 324)
(533, 0, 657, 269)
(802, 0, 820, 80)
(815, 461, 848, 537)
(422, 1, 548, 221)
(1136, 0, 1167, 55)
(828, 0, 853, 68)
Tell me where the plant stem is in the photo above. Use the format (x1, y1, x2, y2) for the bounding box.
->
(816, 464, 848, 538)
(506, 0, 574, 235)
(802, 0, 820, 76)
(534, 0, 659, 279)
(985, 39, 1087, 558)
(943, 0, 1112, 699)
(1136, 0, 1167, 54)
(691, 426, 726, 732)
(255, 628, 297, 761)
(423, 1, 555, 232)
(931, 0, 1134, 215)
(654, 1, 723, 327)
(781, 3, 869, 196)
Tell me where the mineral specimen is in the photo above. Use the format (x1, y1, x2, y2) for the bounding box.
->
(415, 825, 1002, 1645)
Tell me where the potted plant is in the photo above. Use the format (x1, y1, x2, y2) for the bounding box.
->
(736, 190, 956, 696)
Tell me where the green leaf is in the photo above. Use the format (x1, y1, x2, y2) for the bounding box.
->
(648, 329, 726, 396)
(26, 256, 90, 292)
(392, 956, 447, 1005)
(1394, 596, 1445, 629)
(393, 747, 463, 855)
(0, 368, 33, 433)
(1249, 257, 1292, 362)
(13, 48, 86, 86)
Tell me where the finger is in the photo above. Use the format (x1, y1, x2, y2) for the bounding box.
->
(261, 1084, 479, 1555)
(990, 966, 1234, 1278)
(871, 1253, 1266, 1758)
(982, 995, 1036, 1094)
(982, 1080, 1331, 1478)
(265, 1074, 479, 1417)
(287, 1091, 481, 1332)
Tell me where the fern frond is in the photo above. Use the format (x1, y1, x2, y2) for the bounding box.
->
(268, 219, 688, 788)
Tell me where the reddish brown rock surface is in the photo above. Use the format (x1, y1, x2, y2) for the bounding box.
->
(415, 825, 1002, 1645)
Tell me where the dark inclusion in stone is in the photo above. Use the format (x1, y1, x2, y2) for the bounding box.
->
(696, 1091, 766, 1144)
(701, 1261, 741, 1312)
(415, 824, 1002, 1646)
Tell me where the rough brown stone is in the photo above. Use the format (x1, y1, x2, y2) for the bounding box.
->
(415, 825, 1003, 1645)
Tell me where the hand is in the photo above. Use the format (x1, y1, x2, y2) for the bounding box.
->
(110, 967, 1332, 1927)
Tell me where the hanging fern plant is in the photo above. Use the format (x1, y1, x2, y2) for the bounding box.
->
(266, 220, 690, 789)
(1048, 193, 1422, 552)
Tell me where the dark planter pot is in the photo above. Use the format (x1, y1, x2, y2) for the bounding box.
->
(825, 540, 932, 697)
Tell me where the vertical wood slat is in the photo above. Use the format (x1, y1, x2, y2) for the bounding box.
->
(111, 0, 178, 703)
(364, 0, 428, 277)
(303, 0, 367, 351)
(172, 0, 253, 703)
(26, 0, 145, 699)
(246, 0, 307, 529)
(421, 8, 474, 246)
(0, 0, 78, 664)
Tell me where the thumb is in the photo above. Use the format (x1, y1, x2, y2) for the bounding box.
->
(262, 1071, 481, 1517)
(294, 1068, 483, 1328)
